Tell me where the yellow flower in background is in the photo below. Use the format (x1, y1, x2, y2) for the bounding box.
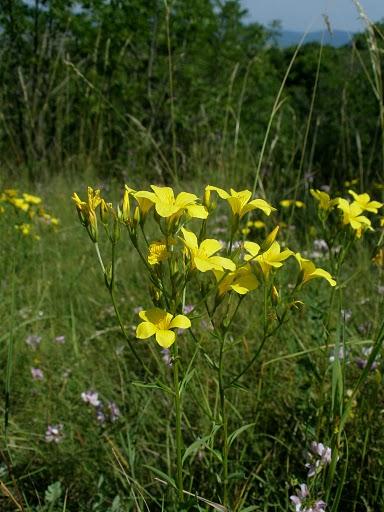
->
(344, 178, 359, 187)
(253, 220, 266, 229)
(22, 193, 42, 205)
(279, 199, 305, 208)
(215, 264, 259, 296)
(295, 253, 336, 287)
(8, 197, 29, 212)
(310, 189, 338, 211)
(15, 223, 32, 236)
(4, 189, 18, 197)
(147, 240, 171, 265)
(380, 217, 384, 227)
(348, 190, 383, 214)
(244, 240, 292, 275)
(136, 308, 191, 348)
(135, 186, 208, 219)
(181, 228, 235, 273)
(207, 186, 275, 218)
(337, 198, 372, 232)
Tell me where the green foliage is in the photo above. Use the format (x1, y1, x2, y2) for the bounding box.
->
(1, 1, 383, 184)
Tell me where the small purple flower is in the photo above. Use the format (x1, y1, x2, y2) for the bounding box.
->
(355, 346, 379, 371)
(96, 409, 106, 425)
(45, 424, 64, 443)
(54, 335, 65, 344)
(133, 306, 143, 314)
(107, 401, 121, 422)
(290, 484, 309, 511)
(161, 348, 173, 368)
(183, 304, 194, 315)
(25, 335, 41, 350)
(329, 346, 347, 363)
(378, 285, 384, 295)
(81, 390, 101, 407)
(31, 367, 44, 380)
(306, 442, 332, 477)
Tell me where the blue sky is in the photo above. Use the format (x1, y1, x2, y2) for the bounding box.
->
(241, 0, 384, 32)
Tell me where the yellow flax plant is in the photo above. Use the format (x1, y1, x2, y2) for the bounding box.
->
(72, 183, 337, 508)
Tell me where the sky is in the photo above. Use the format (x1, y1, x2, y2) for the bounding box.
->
(241, 0, 384, 32)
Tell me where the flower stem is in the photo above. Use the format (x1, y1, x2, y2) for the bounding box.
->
(218, 333, 229, 507)
(173, 342, 184, 501)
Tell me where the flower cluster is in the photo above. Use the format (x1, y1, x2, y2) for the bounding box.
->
(305, 442, 332, 477)
(1, 188, 59, 239)
(81, 390, 121, 425)
(290, 484, 326, 512)
(311, 188, 383, 238)
(73, 184, 338, 349)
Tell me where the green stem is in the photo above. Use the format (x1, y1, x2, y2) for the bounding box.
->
(94, 242, 152, 377)
(218, 332, 229, 507)
(173, 342, 184, 501)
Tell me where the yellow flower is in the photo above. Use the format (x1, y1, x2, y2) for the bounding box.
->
(215, 264, 259, 295)
(380, 217, 384, 227)
(147, 240, 171, 265)
(344, 178, 359, 187)
(15, 223, 32, 236)
(253, 220, 266, 229)
(22, 193, 42, 205)
(348, 190, 383, 214)
(244, 240, 292, 276)
(136, 308, 191, 348)
(181, 228, 235, 273)
(9, 197, 29, 212)
(295, 253, 336, 286)
(4, 189, 18, 197)
(207, 186, 275, 218)
(279, 199, 304, 208)
(72, 187, 101, 241)
(310, 189, 338, 211)
(135, 186, 208, 219)
(337, 198, 372, 232)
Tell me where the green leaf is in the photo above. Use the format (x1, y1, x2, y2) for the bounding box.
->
(228, 423, 256, 448)
(143, 465, 176, 489)
(45, 481, 62, 504)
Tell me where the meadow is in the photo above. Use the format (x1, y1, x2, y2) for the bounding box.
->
(1, 1, 384, 511)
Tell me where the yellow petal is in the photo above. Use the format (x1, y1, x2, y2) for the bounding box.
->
(181, 228, 198, 251)
(155, 329, 176, 348)
(209, 256, 236, 271)
(139, 308, 169, 325)
(244, 241, 261, 258)
(194, 256, 217, 272)
(246, 198, 276, 216)
(311, 268, 337, 286)
(169, 315, 191, 329)
(199, 238, 222, 256)
(206, 185, 229, 199)
(136, 322, 157, 339)
(151, 185, 175, 204)
(175, 191, 198, 208)
(186, 204, 209, 219)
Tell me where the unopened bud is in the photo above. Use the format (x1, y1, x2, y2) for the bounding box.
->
(271, 285, 279, 306)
